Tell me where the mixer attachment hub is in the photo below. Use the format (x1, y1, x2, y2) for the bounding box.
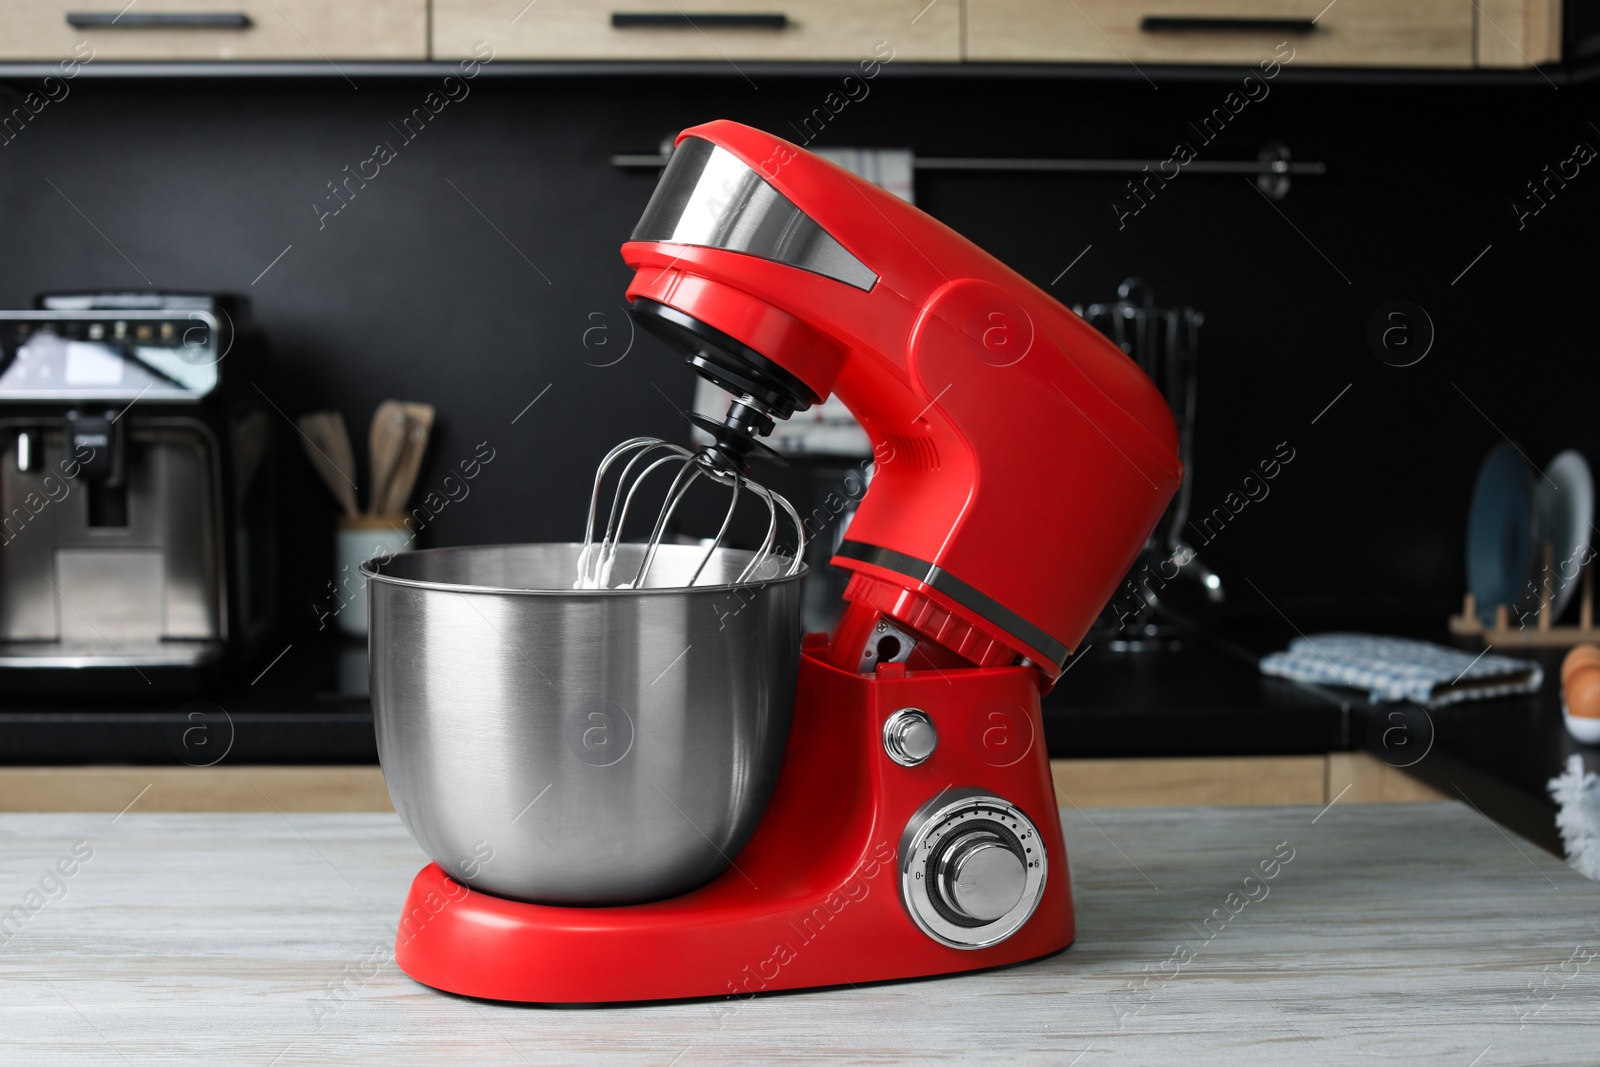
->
(686, 410, 785, 478)
(628, 297, 816, 420)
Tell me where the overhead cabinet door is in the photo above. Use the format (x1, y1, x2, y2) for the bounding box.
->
(0, 0, 427, 60)
(964, 0, 1476, 68)
(433, 0, 957, 61)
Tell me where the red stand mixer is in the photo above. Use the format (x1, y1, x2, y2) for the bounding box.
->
(385, 120, 1181, 1002)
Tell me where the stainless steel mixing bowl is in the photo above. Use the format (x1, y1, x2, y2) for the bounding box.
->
(364, 542, 804, 905)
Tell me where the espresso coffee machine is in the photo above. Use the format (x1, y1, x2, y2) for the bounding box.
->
(0, 293, 275, 693)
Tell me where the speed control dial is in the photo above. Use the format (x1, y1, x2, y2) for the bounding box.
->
(900, 790, 1046, 948)
(939, 829, 1027, 922)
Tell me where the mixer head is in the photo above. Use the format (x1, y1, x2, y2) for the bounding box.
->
(620, 121, 1184, 684)
(623, 130, 867, 478)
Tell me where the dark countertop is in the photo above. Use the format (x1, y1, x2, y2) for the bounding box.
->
(1385, 646, 1598, 855)
(0, 621, 1345, 765)
(2, 617, 1593, 855)
(1038, 620, 1598, 855)
(0, 633, 377, 766)
(1039, 629, 1349, 759)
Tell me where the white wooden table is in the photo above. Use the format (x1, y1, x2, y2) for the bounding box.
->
(1, 802, 1596, 1065)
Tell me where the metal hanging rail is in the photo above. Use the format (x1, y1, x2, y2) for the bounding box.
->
(610, 152, 1324, 176)
(611, 143, 1325, 197)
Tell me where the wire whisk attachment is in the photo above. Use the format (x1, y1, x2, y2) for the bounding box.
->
(574, 436, 805, 590)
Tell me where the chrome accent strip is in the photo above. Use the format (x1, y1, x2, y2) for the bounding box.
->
(631, 137, 878, 291)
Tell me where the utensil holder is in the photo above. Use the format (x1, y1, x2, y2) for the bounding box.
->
(335, 515, 412, 637)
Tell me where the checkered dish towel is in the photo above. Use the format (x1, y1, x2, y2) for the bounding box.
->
(1259, 633, 1543, 707)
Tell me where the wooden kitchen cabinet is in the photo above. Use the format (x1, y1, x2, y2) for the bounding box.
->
(0, 755, 1443, 812)
(1476, 0, 1562, 67)
(1052, 755, 1329, 807)
(0, 0, 427, 60)
(965, 0, 1482, 69)
(0, 766, 395, 812)
(1050, 752, 1445, 807)
(432, 0, 957, 62)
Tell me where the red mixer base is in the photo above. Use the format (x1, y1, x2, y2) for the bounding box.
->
(393, 638, 1074, 1003)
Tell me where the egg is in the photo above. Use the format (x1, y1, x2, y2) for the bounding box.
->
(1564, 664, 1600, 719)
(1562, 644, 1600, 687)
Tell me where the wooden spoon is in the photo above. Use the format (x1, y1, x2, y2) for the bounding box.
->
(378, 403, 435, 516)
(367, 400, 409, 517)
(296, 410, 359, 518)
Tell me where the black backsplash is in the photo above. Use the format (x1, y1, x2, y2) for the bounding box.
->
(1, 68, 1596, 637)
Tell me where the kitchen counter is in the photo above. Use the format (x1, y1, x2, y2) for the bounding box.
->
(1, 618, 1594, 855)
(1114, 627, 1600, 856)
(2, 803, 1596, 1064)
(1041, 630, 1348, 758)
(0, 620, 1353, 766)
(0, 623, 1349, 767)
(1388, 643, 1600, 855)
(0, 636, 377, 765)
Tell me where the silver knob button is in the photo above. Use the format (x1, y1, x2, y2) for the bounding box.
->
(883, 708, 937, 767)
(938, 832, 1027, 922)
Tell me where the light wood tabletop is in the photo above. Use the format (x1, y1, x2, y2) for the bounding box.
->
(0, 801, 1595, 1065)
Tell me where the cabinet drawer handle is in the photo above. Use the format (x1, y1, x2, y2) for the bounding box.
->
(66, 12, 252, 28)
(1140, 15, 1316, 33)
(610, 12, 789, 30)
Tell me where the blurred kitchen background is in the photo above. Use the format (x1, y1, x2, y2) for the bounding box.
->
(1, 1, 1597, 853)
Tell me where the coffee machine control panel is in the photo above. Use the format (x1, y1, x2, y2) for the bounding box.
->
(0, 309, 226, 401)
(899, 790, 1047, 949)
